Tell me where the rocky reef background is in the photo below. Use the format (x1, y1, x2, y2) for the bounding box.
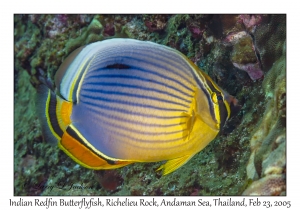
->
(14, 14, 286, 196)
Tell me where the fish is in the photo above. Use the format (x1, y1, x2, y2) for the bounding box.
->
(36, 38, 239, 175)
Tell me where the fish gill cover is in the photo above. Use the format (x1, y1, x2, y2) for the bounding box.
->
(14, 14, 286, 196)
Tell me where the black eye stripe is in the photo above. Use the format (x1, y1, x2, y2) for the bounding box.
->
(204, 78, 229, 129)
(218, 99, 228, 130)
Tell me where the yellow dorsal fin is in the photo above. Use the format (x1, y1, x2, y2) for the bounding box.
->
(156, 154, 195, 175)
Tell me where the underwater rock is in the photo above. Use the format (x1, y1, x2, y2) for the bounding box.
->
(145, 20, 166, 32)
(252, 15, 286, 71)
(232, 62, 263, 81)
(94, 170, 124, 192)
(224, 31, 247, 44)
(230, 35, 257, 64)
(14, 70, 51, 195)
(47, 15, 68, 38)
(103, 23, 115, 36)
(238, 14, 262, 33)
(244, 51, 286, 195)
(187, 16, 209, 39)
(144, 15, 168, 33)
(246, 152, 259, 181)
(231, 34, 264, 80)
(216, 14, 245, 38)
(87, 18, 103, 34)
(242, 174, 286, 195)
(262, 136, 286, 176)
(188, 25, 204, 39)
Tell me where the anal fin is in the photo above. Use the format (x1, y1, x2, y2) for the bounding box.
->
(156, 154, 195, 175)
(59, 125, 133, 170)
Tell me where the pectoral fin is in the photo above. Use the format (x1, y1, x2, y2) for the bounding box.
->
(156, 154, 195, 175)
(181, 96, 197, 141)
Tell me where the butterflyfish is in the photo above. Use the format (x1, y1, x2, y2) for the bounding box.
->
(36, 38, 239, 175)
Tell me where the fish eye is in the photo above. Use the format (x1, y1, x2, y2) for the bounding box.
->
(217, 95, 223, 101)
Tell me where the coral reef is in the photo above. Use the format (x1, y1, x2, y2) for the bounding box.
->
(14, 14, 286, 196)
(143, 15, 169, 33)
(242, 174, 286, 196)
(243, 48, 286, 195)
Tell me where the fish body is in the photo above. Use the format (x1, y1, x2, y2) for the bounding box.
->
(37, 38, 237, 175)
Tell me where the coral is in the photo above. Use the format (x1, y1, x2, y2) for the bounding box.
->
(231, 35, 257, 64)
(231, 35, 264, 80)
(242, 174, 286, 195)
(223, 31, 247, 44)
(262, 136, 286, 176)
(46, 15, 68, 38)
(143, 15, 169, 33)
(244, 50, 286, 195)
(14, 70, 52, 195)
(87, 18, 103, 34)
(218, 14, 244, 36)
(14, 14, 133, 89)
(103, 23, 115, 36)
(238, 15, 263, 33)
(188, 25, 204, 39)
(232, 62, 263, 81)
(94, 170, 124, 192)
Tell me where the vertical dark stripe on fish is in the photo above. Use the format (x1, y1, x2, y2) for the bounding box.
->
(203, 77, 228, 124)
(47, 92, 64, 138)
(183, 62, 216, 123)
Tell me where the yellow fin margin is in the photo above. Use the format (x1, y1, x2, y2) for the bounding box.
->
(156, 154, 195, 175)
(59, 130, 133, 170)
